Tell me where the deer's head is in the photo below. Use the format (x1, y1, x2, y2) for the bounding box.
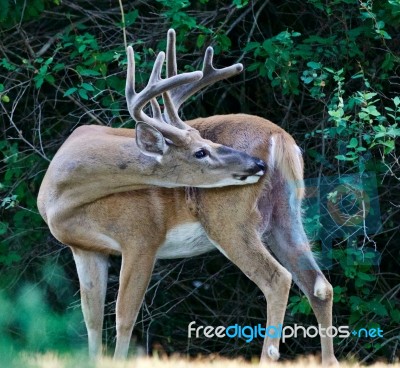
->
(126, 29, 266, 188)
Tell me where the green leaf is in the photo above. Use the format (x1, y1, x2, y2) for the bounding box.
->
(0, 58, 17, 71)
(383, 140, 395, 153)
(247, 62, 261, 72)
(307, 61, 321, 70)
(357, 272, 376, 281)
(350, 296, 364, 307)
(335, 154, 355, 161)
(109, 101, 120, 117)
(391, 309, 400, 323)
(45, 57, 53, 66)
(301, 75, 314, 84)
(328, 108, 344, 118)
(38, 64, 48, 76)
(362, 105, 380, 117)
(81, 83, 95, 91)
(298, 297, 312, 314)
(216, 34, 231, 52)
(196, 34, 206, 48)
(363, 92, 377, 100)
(52, 63, 65, 72)
(0, 252, 21, 266)
(96, 51, 117, 63)
(351, 72, 364, 79)
(262, 39, 273, 52)
(324, 67, 335, 74)
(368, 301, 388, 317)
(63, 87, 77, 97)
(78, 88, 89, 100)
(387, 126, 400, 137)
(35, 76, 44, 89)
(347, 137, 358, 148)
(124, 9, 139, 26)
(244, 42, 260, 52)
(45, 74, 55, 84)
(377, 30, 392, 39)
(233, 0, 249, 8)
(77, 68, 101, 77)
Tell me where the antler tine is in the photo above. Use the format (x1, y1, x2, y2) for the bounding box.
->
(162, 91, 188, 129)
(125, 46, 136, 103)
(164, 29, 188, 129)
(166, 29, 177, 78)
(167, 35, 243, 111)
(175, 46, 243, 109)
(150, 98, 163, 121)
(164, 30, 190, 129)
(125, 45, 203, 139)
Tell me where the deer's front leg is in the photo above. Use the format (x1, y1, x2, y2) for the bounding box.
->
(113, 247, 157, 359)
(206, 224, 292, 361)
(72, 248, 109, 358)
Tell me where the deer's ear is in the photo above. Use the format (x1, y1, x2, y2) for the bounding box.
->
(135, 122, 168, 158)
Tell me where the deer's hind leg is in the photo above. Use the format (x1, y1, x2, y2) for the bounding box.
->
(260, 181, 338, 365)
(199, 187, 292, 362)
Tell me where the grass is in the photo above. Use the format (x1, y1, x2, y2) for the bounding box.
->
(15, 354, 400, 368)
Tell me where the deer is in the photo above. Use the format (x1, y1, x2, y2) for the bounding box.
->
(37, 29, 338, 365)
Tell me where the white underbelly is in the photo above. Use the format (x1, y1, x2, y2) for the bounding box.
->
(156, 222, 219, 259)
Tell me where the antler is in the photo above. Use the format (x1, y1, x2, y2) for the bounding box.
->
(126, 30, 243, 135)
(165, 29, 244, 112)
(125, 46, 202, 139)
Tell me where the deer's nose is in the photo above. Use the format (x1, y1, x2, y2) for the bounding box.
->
(255, 159, 266, 172)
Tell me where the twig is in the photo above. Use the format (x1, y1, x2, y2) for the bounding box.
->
(237, 0, 270, 64)
(19, 27, 35, 59)
(225, 1, 258, 36)
(391, 338, 399, 363)
(36, 34, 61, 58)
(1, 85, 50, 162)
(118, 0, 128, 50)
(360, 335, 400, 363)
(50, 82, 106, 126)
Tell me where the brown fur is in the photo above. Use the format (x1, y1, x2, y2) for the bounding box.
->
(37, 114, 337, 364)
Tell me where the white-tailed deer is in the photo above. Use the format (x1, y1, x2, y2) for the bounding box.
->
(37, 30, 338, 365)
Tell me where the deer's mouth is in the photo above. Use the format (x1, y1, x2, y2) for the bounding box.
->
(233, 170, 265, 181)
(234, 174, 249, 181)
(233, 159, 266, 180)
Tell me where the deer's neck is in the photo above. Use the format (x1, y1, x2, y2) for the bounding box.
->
(41, 128, 170, 210)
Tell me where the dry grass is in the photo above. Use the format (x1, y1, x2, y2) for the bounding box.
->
(24, 354, 400, 368)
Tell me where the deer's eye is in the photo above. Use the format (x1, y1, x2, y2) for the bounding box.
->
(194, 149, 209, 159)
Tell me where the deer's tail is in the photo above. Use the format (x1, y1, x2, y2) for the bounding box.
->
(268, 133, 305, 201)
